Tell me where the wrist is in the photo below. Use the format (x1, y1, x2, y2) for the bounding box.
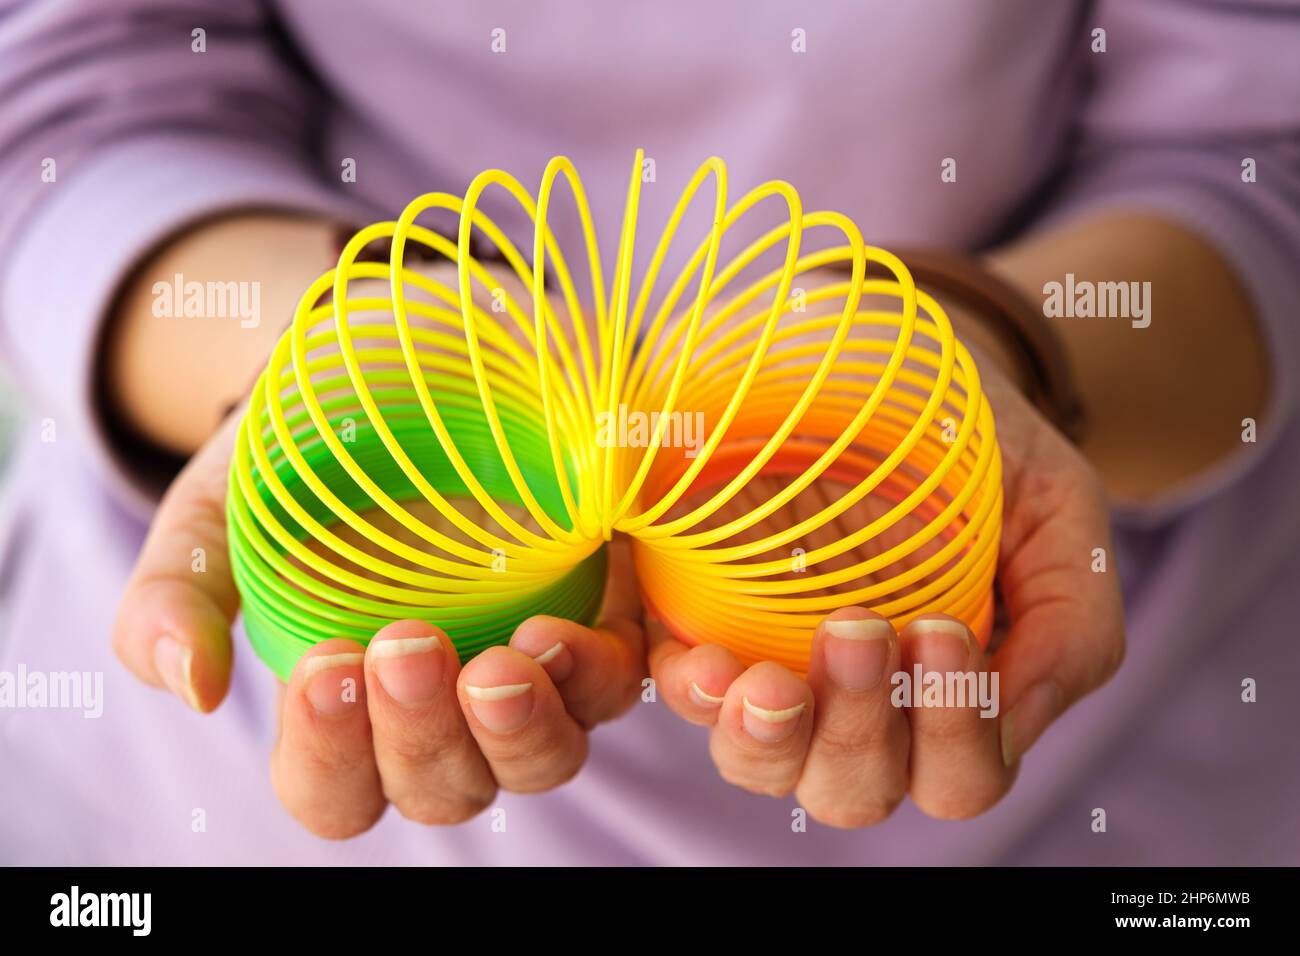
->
(890, 248, 1087, 442)
(104, 213, 340, 455)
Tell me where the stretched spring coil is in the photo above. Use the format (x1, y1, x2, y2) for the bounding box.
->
(227, 151, 1002, 680)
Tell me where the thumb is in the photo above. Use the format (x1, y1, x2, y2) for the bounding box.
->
(111, 411, 242, 712)
(991, 452, 1126, 764)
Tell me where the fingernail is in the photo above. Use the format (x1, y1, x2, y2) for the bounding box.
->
(154, 636, 200, 711)
(304, 653, 365, 716)
(526, 640, 573, 682)
(904, 618, 971, 672)
(688, 680, 725, 708)
(465, 682, 534, 734)
(742, 696, 805, 743)
(532, 642, 565, 665)
(369, 636, 443, 707)
(1001, 681, 1064, 766)
(823, 617, 893, 691)
(510, 623, 576, 681)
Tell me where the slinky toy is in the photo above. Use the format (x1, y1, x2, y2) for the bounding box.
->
(227, 151, 1002, 680)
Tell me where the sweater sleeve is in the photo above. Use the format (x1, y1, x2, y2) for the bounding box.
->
(0, 0, 369, 515)
(1025, 0, 1300, 524)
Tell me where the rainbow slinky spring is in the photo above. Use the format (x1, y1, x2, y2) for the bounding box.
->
(227, 151, 1003, 680)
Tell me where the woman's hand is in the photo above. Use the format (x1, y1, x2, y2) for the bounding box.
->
(645, 357, 1126, 827)
(111, 410, 647, 838)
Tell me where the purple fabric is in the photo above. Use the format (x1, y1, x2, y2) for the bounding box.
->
(1, 0, 1298, 864)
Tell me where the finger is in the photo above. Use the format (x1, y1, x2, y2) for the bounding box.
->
(271, 638, 385, 839)
(901, 615, 1013, 820)
(994, 443, 1126, 764)
(644, 617, 747, 726)
(111, 412, 241, 712)
(457, 646, 587, 793)
(509, 615, 644, 727)
(708, 662, 814, 797)
(795, 608, 909, 829)
(506, 535, 648, 727)
(504, 536, 648, 726)
(364, 621, 496, 825)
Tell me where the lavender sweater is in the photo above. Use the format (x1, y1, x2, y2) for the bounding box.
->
(1, 0, 1298, 864)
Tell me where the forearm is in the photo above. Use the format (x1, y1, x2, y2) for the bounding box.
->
(104, 213, 339, 456)
(104, 209, 1271, 500)
(983, 212, 1269, 501)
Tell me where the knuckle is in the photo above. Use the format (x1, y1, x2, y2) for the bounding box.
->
(913, 779, 1004, 821)
(563, 681, 640, 732)
(591, 673, 644, 726)
(499, 732, 588, 794)
(390, 790, 493, 827)
(912, 711, 986, 751)
(300, 733, 376, 779)
(175, 455, 231, 513)
(505, 757, 582, 794)
(810, 721, 886, 761)
(381, 727, 457, 766)
(717, 763, 795, 799)
(270, 754, 386, 840)
(802, 792, 902, 830)
(798, 760, 907, 829)
(166, 481, 228, 542)
(293, 804, 384, 840)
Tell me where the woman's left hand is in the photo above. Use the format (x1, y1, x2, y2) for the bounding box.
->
(646, 356, 1126, 827)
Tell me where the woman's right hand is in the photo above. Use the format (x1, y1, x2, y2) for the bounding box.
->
(111, 409, 648, 838)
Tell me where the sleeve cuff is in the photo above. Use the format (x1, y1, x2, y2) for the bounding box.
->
(0, 132, 374, 520)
